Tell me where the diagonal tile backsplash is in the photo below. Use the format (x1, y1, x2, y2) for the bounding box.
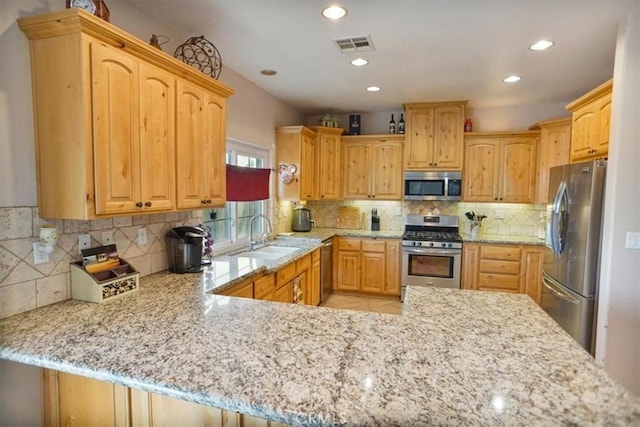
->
(0, 207, 205, 319)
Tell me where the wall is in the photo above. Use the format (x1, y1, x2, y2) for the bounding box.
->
(595, 2, 640, 395)
(307, 102, 569, 135)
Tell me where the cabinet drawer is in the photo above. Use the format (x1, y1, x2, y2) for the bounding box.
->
(276, 262, 297, 287)
(480, 245, 521, 260)
(254, 274, 275, 299)
(361, 240, 385, 253)
(478, 273, 520, 292)
(479, 259, 520, 275)
(296, 254, 311, 273)
(338, 238, 361, 251)
(222, 280, 253, 298)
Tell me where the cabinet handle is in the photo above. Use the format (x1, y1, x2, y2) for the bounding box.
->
(135, 202, 143, 208)
(145, 201, 152, 207)
(206, 199, 212, 205)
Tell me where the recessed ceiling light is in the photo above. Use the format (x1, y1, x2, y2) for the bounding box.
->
(260, 69, 277, 76)
(322, 6, 347, 20)
(530, 40, 554, 51)
(503, 75, 521, 83)
(350, 58, 369, 67)
(366, 86, 380, 92)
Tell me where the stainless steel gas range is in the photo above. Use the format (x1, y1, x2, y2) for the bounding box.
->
(401, 214, 462, 301)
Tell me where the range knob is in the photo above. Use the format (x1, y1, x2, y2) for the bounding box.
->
(441, 243, 446, 248)
(429, 242, 434, 248)
(448, 243, 453, 248)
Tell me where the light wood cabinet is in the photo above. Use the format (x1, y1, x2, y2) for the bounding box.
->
(254, 273, 276, 301)
(403, 101, 466, 170)
(311, 126, 343, 200)
(335, 237, 400, 296)
(342, 135, 403, 200)
(217, 278, 254, 299)
(18, 9, 232, 219)
(463, 132, 539, 203)
(462, 242, 544, 304)
(530, 118, 571, 204)
(176, 83, 227, 209)
(276, 126, 317, 201)
(566, 79, 612, 163)
(310, 249, 321, 306)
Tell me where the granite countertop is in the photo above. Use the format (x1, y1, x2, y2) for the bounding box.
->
(1, 272, 639, 425)
(460, 233, 546, 246)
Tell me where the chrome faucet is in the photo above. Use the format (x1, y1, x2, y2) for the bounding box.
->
(249, 214, 273, 250)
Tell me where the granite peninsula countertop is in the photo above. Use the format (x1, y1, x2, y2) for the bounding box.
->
(1, 272, 639, 425)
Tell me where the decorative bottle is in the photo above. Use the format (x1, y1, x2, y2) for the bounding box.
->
(389, 114, 396, 134)
(398, 113, 405, 134)
(464, 118, 473, 132)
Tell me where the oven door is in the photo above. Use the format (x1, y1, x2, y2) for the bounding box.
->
(401, 246, 461, 300)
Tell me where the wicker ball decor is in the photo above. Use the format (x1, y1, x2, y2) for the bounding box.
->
(174, 36, 222, 79)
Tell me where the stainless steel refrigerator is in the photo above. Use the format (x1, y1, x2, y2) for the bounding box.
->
(542, 159, 607, 355)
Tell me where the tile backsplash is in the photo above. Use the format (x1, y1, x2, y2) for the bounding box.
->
(0, 207, 205, 319)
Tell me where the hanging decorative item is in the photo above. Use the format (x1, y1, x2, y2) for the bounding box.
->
(174, 36, 222, 79)
(278, 164, 298, 185)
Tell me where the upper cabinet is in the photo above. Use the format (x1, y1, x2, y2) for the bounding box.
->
(530, 118, 571, 204)
(463, 132, 539, 203)
(276, 126, 318, 201)
(342, 135, 403, 200)
(566, 79, 612, 163)
(18, 9, 233, 219)
(403, 101, 466, 170)
(310, 126, 343, 200)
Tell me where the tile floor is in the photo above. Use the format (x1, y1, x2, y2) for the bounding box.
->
(320, 292, 403, 315)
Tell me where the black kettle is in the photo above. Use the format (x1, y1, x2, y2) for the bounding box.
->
(292, 207, 312, 232)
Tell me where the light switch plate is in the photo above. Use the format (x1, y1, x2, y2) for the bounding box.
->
(625, 232, 640, 249)
(33, 242, 49, 264)
(78, 234, 91, 253)
(137, 227, 148, 245)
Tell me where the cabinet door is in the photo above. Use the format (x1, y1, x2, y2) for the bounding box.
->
(176, 80, 205, 209)
(432, 106, 464, 169)
(203, 92, 226, 206)
(273, 282, 293, 303)
(463, 138, 500, 201)
(336, 251, 360, 290)
(342, 142, 370, 199)
(500, 138, 537, 203)
(361, 252, 386, 293)
(404, 108, 435, 169)
(595, 94, 612, 156)
(384, 240, 401, 295)
(371, 141, 402, 200)
(521, 246, 543, 304)
(535, 121, 571, 204)
(132, 390, 228, 427)
(91, 42, 141, 215)
(311, 258, 321, 306)
(570, 107, 597, 162)
(461, 243, 480, 290)
(300, 133, 316, 200)
(139, 63, 176, 212)
(317, 131, 341, 200)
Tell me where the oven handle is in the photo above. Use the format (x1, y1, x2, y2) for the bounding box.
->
(402, 247, 462, 256)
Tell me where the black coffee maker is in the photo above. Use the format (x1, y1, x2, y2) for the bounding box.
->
(166, 226, 207, 273)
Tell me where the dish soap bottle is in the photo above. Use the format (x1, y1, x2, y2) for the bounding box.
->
(389, 114, 396, 134)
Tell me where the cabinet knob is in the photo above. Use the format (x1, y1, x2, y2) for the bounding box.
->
(494, 197, 498, 201)
(206, 199, 212, 205)
(201, 200, 207, 205)
(145, 201, 152, 207)
(135, 202, 143, 208)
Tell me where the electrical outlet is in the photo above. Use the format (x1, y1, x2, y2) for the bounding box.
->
(395, 207, 402, 216)
(102, 230, 114, 245)
(625, 232, 640, 249)
(137, 227, 148, 245)
(78, 234, 91, 253)
(33, 242, 49, 264)
(494, 211, 505, 220)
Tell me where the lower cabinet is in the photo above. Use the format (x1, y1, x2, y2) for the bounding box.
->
(217, 250, 321, 306)
(462, 242, 544, 304)
(335, 237, 401, 296)
(44, 369, 287, 427)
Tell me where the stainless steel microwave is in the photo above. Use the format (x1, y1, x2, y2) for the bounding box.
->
(403, 171, 462, 201)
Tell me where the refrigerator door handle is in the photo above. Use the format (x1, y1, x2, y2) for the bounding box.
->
(543, 272, 579, 304)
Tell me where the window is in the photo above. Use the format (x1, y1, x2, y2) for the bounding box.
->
(202, 139, 270, 253)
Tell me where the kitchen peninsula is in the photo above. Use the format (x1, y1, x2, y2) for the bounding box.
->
(1, 238, 638, 425)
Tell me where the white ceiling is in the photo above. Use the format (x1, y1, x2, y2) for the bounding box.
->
(125, 0, 632, 114)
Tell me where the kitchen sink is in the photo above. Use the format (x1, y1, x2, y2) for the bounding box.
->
(232, 245, 300, 259)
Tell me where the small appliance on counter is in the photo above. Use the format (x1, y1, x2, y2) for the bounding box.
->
(166, 226, 207, 273)
(292, 207, 314, 232)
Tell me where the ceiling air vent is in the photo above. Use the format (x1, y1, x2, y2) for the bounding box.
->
(333, 35, 375, 53)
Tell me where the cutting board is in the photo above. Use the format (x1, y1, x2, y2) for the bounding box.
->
(336, 206, 361, 229)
